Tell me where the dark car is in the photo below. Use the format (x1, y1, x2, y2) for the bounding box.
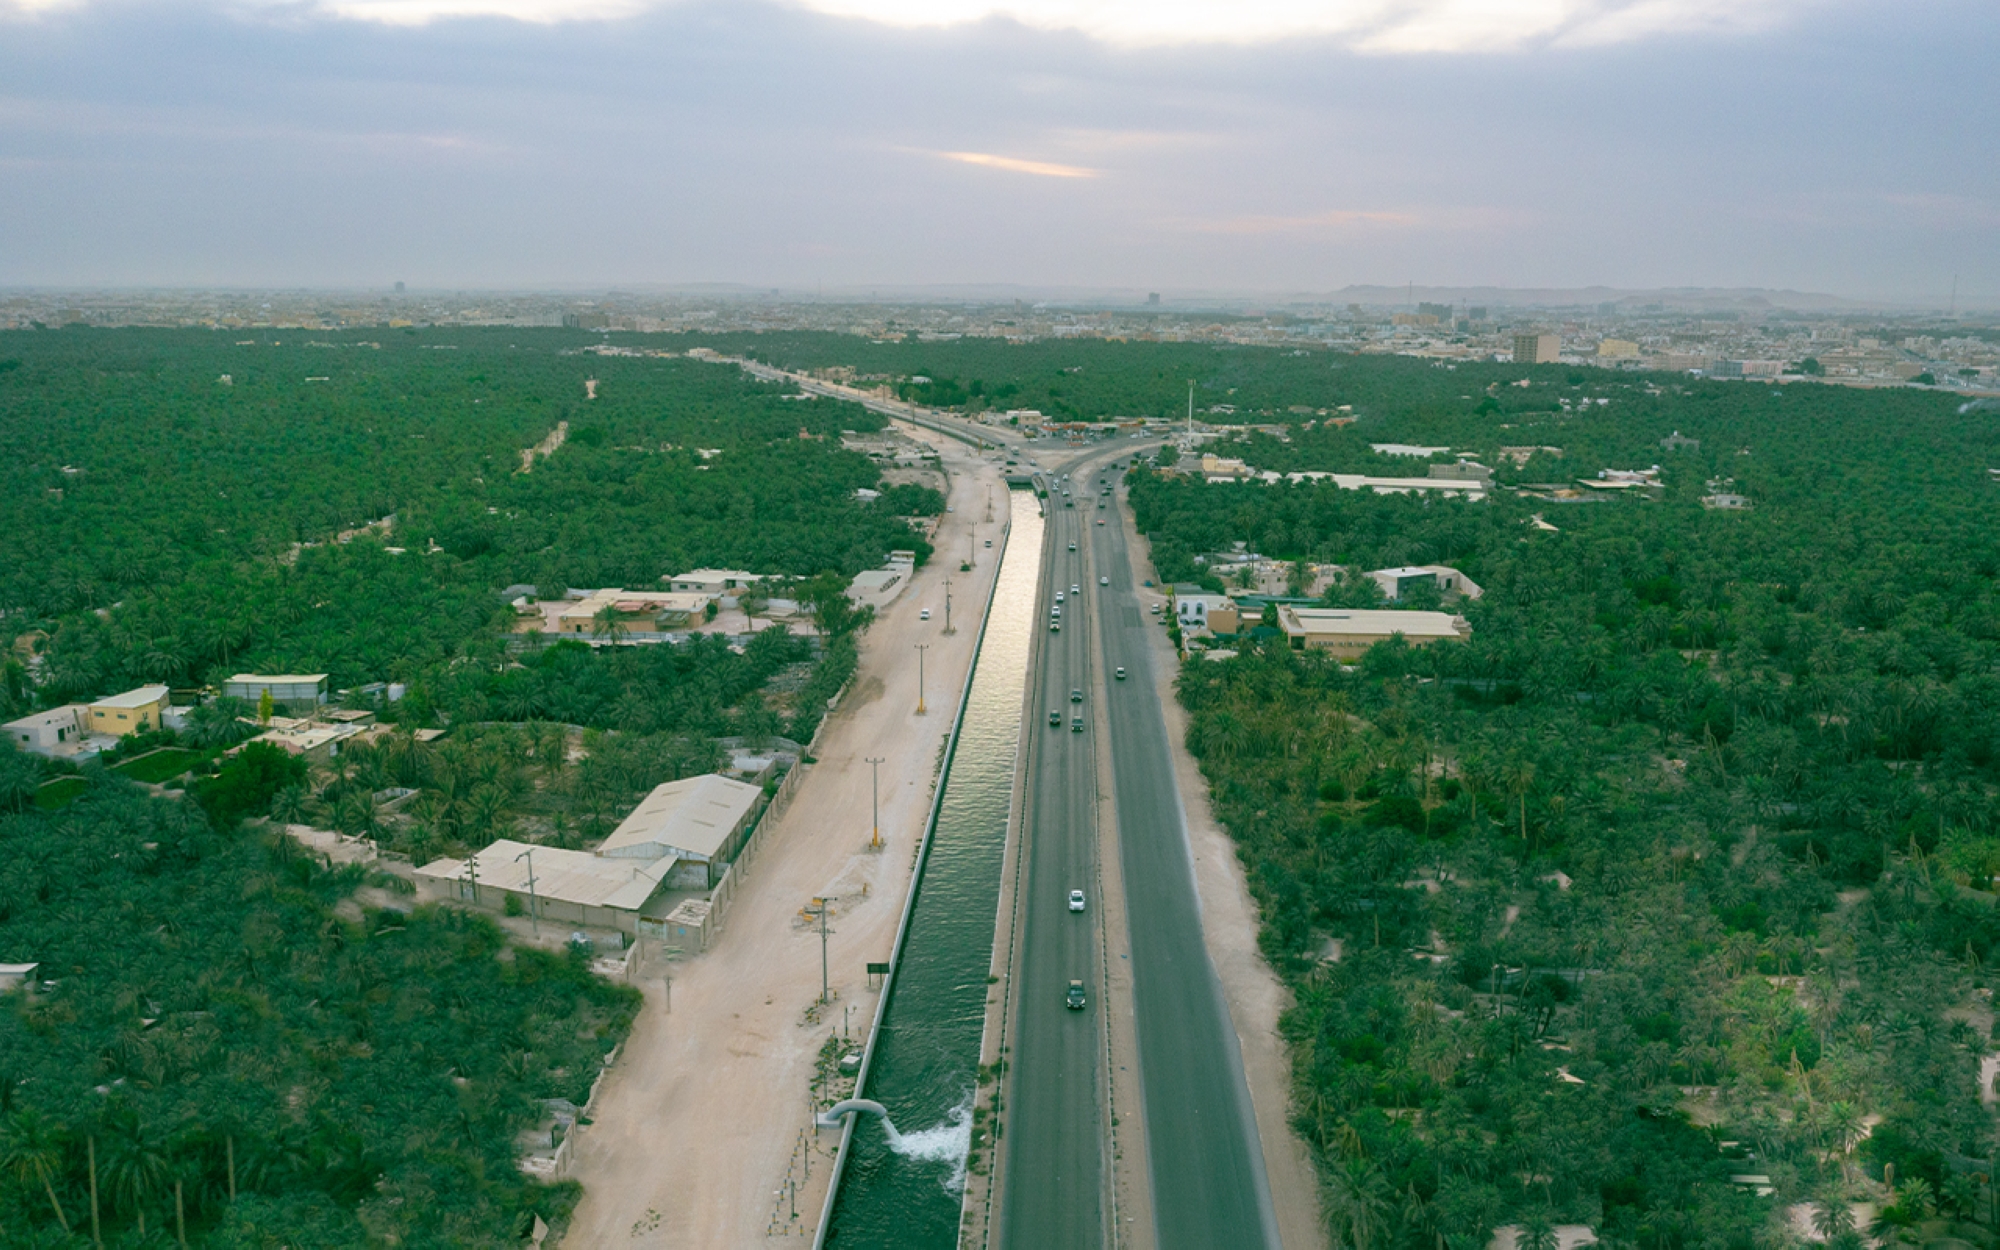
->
(1070, 688, 1083, 702)
(1049, 709, 1060, 726)
(1066, 980, 1087, 1010)
(1071, 715, 1084, 733)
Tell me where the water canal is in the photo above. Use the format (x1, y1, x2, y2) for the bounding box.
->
(823, 488, 1044, 1247)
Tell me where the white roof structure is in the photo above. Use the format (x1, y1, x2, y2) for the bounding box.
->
(1279, 607, 1471, 641)
(422, 839, 674, 913)
(599, 774, 763, 863)
(92, 685, 169, 709)
(227, 673, 328, 687)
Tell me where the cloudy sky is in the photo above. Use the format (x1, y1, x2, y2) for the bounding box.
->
(1, 0, 1994, 303)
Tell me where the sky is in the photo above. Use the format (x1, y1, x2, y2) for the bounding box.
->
(0, 0, 1994, 303)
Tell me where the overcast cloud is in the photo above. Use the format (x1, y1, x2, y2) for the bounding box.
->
(0, 0, 1993, 302)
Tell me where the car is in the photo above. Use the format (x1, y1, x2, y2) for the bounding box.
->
(1149, 603, 1161, 614)
(919, 608, 930, 620)
(1065, 499, 1074, 508)
(984, 539, 992, 547)
(1070, 688, 1083, 702)
(1141, 579, 1152, 587)
(1068, 889, 1086, 912)
(1100, 576, 1109, 586)
(1071, 715, 1083, 732)
(947, 505, 955, 512)
(1071, 584, 1080, 594)
(1050, 621, 1060, 632)
(1096, 519, 1105, 525)
(1049, 709, 1061, 726)
(1114, 667, 1126, 680)
(1055, 591, 1064, 603)
(1068, 542, 1077, 551)
(1066, 980, 1087, 1010)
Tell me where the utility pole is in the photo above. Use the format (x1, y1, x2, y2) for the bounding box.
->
(942, 576, 954, 635)
(915, 644, 929, 714)
(813, 897, 830, 1004)
(1186, 379, 1194, 441)
(463, 856, 481, 907)
(514, 848, 541, 938)
(866, 756, 885, 849)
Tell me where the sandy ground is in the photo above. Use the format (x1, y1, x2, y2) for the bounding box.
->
(1120, 494, 1327, 1250)
(560, 423, 1007, 1248)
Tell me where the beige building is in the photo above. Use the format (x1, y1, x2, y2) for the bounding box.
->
(417, 838, 677, 936)
(88, 685, 170, 737)
(1513, 333, 1561, 365)
(1277, 606, 1471, 657)
(665, 569, 763, 597)
(1597, 339, 1640, 358)
(557, 589, 714, 633)
(1367, 566, 1484, 602)
(1171, 586, 1242, 636)
(598, 773, 764, 888)
(414, 773, 766, 933)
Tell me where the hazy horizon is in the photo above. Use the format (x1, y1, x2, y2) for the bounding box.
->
(2, 0, 1995, 305)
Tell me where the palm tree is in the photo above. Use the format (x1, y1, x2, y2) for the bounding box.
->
(0, 1108, 73, 1234)
(1323, 1157, 1393, 1249)
(99, 1109, 171, 1237)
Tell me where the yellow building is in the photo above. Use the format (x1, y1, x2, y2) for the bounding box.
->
(1276, 607, 1470, 657)
(88, 685, 171, 737)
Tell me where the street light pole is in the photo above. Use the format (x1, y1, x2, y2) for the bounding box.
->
(514, 848, 540, 938)
(942, 577, 954, 635)
(813, 897, 830, 1004)
(866, 756, 885, 849)
(915, 644, 929, 714)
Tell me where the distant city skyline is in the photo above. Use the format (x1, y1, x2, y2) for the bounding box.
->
(1, 0, 1994, 305)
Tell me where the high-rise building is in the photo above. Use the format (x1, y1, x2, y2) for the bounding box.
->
(1513, 333, 1560, 364)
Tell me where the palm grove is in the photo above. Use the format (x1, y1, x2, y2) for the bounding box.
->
(722, 330, 2000, 1246)
(0, 327, 940, 1243)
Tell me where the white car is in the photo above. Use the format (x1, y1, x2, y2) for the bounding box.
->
(1068, 889, 1086, 912)
(920, 609, 930, 620)
(1071, 584, 1080, 594)
(1055, 591, 1064, 603)
(1099, 576, 1108, 586)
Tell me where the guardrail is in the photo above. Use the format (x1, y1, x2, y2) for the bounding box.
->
(809, 495, 1020, 1249)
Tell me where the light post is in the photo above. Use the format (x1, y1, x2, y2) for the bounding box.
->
(942, 577, 954, 635)
(462, 856, 481, 907)
(866, 756, 885, 850)
(812, 897, 830, 1004)
(915, 644, 929, 714)
(514, 848, 541, 938)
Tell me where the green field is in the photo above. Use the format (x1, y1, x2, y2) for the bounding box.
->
(112, 745, 199, 783)
(32, 775, 87, 809)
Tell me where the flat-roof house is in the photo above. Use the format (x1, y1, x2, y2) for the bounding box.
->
(413, 772, 766, 934)
(1171, 585, 1241, 636)
(598, 774, 763, 888)
(248, 716, 365, 765)
(6, 706, 89, 755)
(224, 674, 329, 708)
(416, 839, 677, 937)
(557, 589, 714, 633)
(665, 569, 763, 596)
(88, 685, 171, 737)
(1367, 565, 1485, 603)
(1277, 606, 1471, 657)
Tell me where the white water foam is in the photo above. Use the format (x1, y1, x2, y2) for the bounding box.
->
(882, 1093, 975, 1194)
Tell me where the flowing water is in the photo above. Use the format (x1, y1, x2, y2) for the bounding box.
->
(825, 491, 1044, 1247)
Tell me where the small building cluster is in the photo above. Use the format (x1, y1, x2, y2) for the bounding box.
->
(415, 773, 765, 937)
(6, 684, 172, 758)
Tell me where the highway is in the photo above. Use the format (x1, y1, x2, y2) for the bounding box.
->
(1088, 468, 1281, 1250)
(998, 479, 1109, 1247)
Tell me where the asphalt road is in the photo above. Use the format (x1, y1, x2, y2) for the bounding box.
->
(1089, 465, 1282, 1250)
(999, 486, 1109, 1249)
